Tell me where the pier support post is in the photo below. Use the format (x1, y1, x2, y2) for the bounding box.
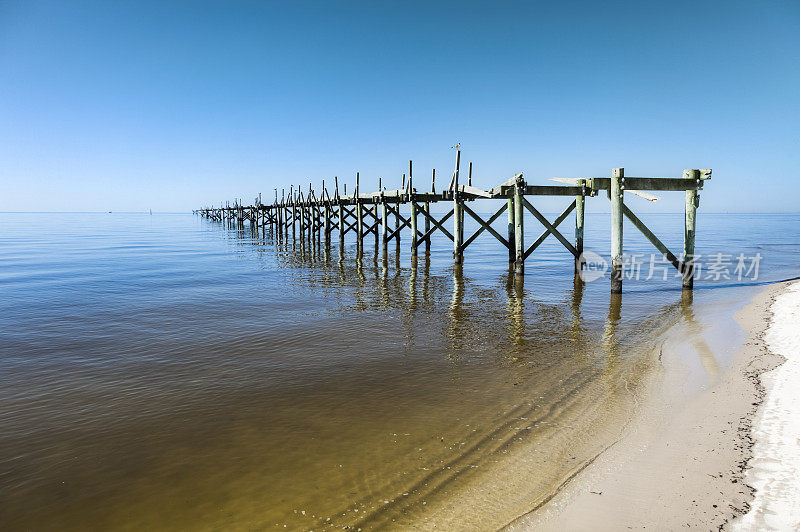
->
(410, 200, 418, 257)
(513, 174, 525, 275)
(324, 203, 330, 249)
(298, 195, 304, 244)
(611, 168, 624, 294)
(356, 173, 362, 256)
(372, 202, 379, 251)
(277, 202, 282, 243)
(683, 169, 699, 290)
(281, 193, 289, 244)
(394, 190, 400, 254)
(425, 169, 434, 254)
(410, 162, 417, 257)
(290, 188, 296, 242)
(453, 150, 463, 264)
(299, 197, 305, 250)
(575, 179, 585, 275)
(321, 182, 329, 248)
(335, 177, 344, 251)
(316, 203, 321, 249)
(424, 202, 431, 254)
(507, 196, 515, 267)
(381, 194, 388, 257)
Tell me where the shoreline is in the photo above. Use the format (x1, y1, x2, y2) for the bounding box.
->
(734, 280, 800, 530)
(508, 280, 795, 530)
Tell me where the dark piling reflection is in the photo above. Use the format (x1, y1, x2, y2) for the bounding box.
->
(680, 290, 721, 380)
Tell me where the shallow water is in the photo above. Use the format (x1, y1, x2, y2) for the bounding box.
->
(1, 211, 798, 530)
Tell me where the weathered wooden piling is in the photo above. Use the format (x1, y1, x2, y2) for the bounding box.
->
(409, 161, 418, 257)
(425, 170, 433, 254)
(323, 181, 330, 248)
(683, 169, 699, 290)
(381, 178, 388, 256)
(356, 172, 363, 256)
(395, 180, 401, 253)
(453, 150, 463, 264)
(610, 168, 624, 294)
(507, 196, 515, 266)
(513, 174, 525, 274)
(574, 179, 585, 275)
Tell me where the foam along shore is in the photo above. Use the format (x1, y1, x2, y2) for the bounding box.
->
(507, 280, 799, 531)
(734, 281, 800, 530)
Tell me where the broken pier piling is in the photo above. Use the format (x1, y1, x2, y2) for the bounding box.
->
(195, 152, 710, 293)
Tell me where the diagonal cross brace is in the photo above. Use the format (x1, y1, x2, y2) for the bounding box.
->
(621, 203, 684, 272)
(521, 197, 579, 257)
(461, 203, 510, 250)
(340, 206, 357, 223)
(365, 221, 380, 235)
(385, 204, 416, 241)
(361, 205, 379, 222)
(341, 218, 358, 235)
(416, 208, 455, 243)
(524, 200, 576, 259)
(386, 216, 413, 241)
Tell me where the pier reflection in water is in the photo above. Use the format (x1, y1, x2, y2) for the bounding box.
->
(0, 212, 735, 531)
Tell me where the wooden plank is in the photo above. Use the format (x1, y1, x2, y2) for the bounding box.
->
(458, 184, 493, 198)
(591, 177, 702, 191)
(524, 185, 586, 196)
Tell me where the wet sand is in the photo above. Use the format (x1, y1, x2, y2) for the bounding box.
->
(510, 281, 795, 530)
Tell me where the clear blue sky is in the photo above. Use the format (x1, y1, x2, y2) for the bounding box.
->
(1, 0, 798, 212)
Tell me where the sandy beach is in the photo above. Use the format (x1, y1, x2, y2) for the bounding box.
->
(509, 280, 800, 530)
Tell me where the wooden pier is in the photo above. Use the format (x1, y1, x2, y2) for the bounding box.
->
(195, 151, 710, 293)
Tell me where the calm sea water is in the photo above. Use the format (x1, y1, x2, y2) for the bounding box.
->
(1, 210, 798, 530)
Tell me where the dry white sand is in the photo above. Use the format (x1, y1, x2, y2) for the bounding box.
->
(734, 281, 800, 531)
